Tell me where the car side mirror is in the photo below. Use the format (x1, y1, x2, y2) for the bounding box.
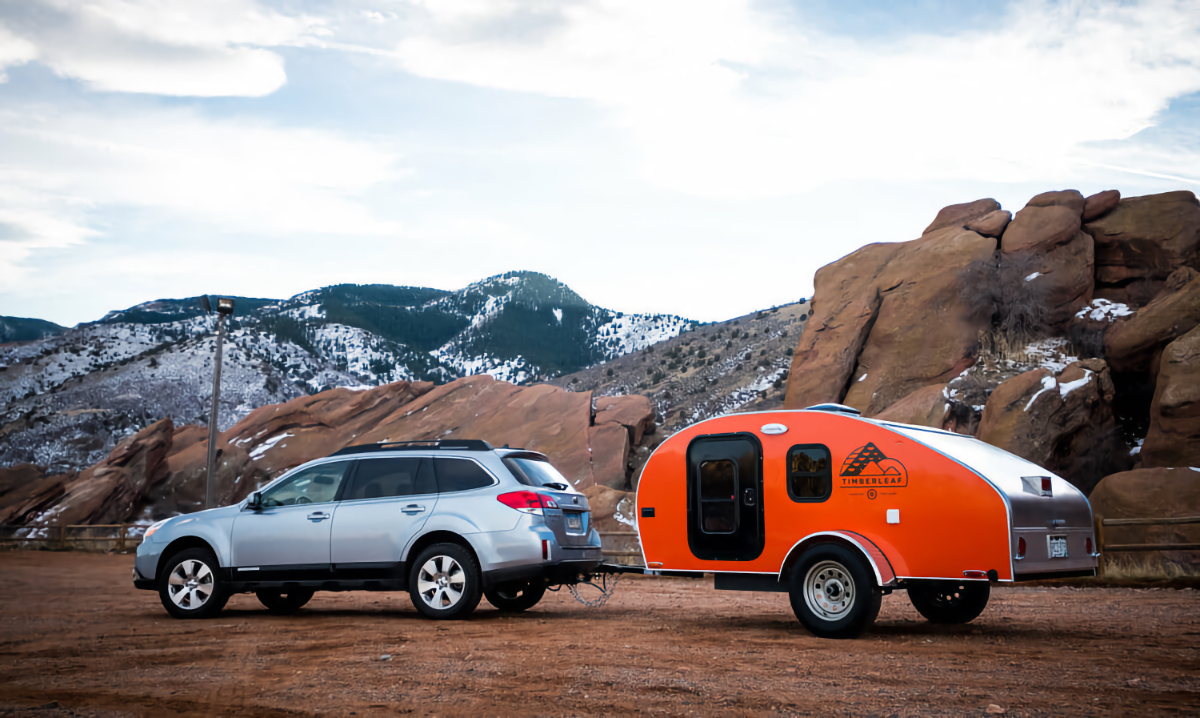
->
(247, 492, 263, 510)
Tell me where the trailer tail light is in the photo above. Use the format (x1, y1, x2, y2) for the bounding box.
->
(963, 570, 988, 579)
(1086, 537, 1095, 555)
(497, 491, 559, 515)
(1016, 537, 1027, 560)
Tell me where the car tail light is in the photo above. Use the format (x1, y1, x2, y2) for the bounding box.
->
(1016, 537, 1026, 559)
(497, 491, 559, 515)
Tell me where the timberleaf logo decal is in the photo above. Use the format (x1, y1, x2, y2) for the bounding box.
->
(839, 443, 908, 488)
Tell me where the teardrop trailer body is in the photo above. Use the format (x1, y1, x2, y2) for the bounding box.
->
(628, 404, 1100, 638)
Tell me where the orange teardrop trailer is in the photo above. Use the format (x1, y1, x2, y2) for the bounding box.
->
(633, 404, 1099, 638)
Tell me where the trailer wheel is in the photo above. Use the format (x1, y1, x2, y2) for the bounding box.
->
(907, 580, 990, 624)
(788, 544, 881, 639)
(485, 580, 547, 612)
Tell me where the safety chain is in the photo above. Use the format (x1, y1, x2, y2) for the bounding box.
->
(568, 571, 622, 608)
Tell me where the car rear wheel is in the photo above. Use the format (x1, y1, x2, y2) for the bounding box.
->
(907, 580, 990, 624)
(256, 589, 315, 615)
(408, 543, 483, 620)
(788, 544, 881, 639)
(158, 548, 230, 619)
(485, 580, 547, 612)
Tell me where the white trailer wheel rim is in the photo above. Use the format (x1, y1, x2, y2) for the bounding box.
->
(417, 555, 466, 610)
(167, 558, 214, 610)
(804, 560, 856, 621)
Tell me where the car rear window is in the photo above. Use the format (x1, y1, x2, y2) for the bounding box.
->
(434, 458, 495, 493)
(502, 456, 571, 488)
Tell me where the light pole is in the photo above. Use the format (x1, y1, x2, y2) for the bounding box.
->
(201, 296, 235, 510)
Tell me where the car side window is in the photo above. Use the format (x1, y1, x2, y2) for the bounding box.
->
(434, 458, 495, 493)
(260, 462, 348, 507)
(787, 445, 832, 502)
(343, 458, 434, 500)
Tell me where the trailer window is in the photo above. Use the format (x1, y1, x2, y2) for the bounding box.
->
(698, 459, 738, 533)
(787, 445, 831, 502)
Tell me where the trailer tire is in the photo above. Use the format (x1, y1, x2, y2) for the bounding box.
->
(907, 580, 990, 624)
(788, 544, 881, 639)
(485, 580, 546, 612)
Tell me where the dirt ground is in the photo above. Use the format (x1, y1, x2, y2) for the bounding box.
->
(0, 553, 1197, 717)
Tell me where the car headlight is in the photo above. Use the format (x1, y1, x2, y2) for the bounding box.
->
(143, 519, 170, 539)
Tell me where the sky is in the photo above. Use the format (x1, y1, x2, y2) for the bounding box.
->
(1, 0, 1199, 327)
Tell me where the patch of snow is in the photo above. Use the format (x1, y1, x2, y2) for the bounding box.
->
(1075, 298, 1134, 322)
(1025, 272, 1042, 282)
(249, 432, 293, 461)
(1024, 376, 1057, 412)
(1057, 369, 1093, 399)
(552, 308, 563, 324)
(1130, 438, 1144, 456)
(858, 373, 868, 382)
(1024, 338, 1079, 374)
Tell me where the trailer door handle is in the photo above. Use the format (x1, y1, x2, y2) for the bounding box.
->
(742, 488, 756, 507)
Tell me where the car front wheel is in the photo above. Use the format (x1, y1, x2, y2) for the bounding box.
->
(158, 548, 230, 619)
(408, 543, 483, 620)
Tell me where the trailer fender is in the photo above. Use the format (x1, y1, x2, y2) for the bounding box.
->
(779, 531, 897, 588)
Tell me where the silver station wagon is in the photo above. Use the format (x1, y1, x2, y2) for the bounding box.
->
(133, 440, 603, 620)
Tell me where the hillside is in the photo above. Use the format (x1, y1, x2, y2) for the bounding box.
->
(0, 271, 692, 473)
(0, 316, 65, 344)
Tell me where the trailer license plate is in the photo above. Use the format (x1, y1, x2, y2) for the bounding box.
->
(566, 513, 582, 532)
(1049, 535, 1068, 558)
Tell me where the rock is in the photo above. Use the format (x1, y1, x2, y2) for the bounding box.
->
(976, 360, 1122, 493)
(8, 419, 174, 528)
(999, 192, 1094, 331)
(922, 198, 1001, 235)
(585, 423, 630, 490)
(1083, 190, 1200, 306)
(1090, 467, 1200, 566)
(1140, 325, 1200, 468)
(594, 395, 655, 445)
(870, 384, 951, 429)
(965, 210, 1011, 238)
(1001, 204, 1082, 254)
(0, 463, 55, 525)
(1026, 189, 1086, 214)
(1083, 189, 1120, 221)
(1103, 267, 1200, 377)
(581, 485, 639, 558)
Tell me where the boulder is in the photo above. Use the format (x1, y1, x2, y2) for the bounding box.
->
(999, 191, 1094, 331)
(594, 394, 655, 445)
(1140, 325, 1200, 468)
(976, 360, 1122, 493)
(10, 418, 174, 528)
(870, 384, 950, 429)
(1082, 189, 1120, 222)
(1083, 190, 1200, 306)
(0, 463, 55, 525)
(965, 209, 1011, 238)
(581, 485, 640, 560)
(1089, 467, 1200, 566)
(1103, 267, 1200, 377)
(922, 198, 1001, 235)
(585, 423, 631, 490)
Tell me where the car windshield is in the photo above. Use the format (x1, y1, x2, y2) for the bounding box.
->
(503, 456, 571, 489)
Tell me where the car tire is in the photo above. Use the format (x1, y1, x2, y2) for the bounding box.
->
(788, 544, 881, 639)
(256, 589, 315, 615)
(485, 580, 547, 612)
(907, 580, 990, 624)
(408, 543, 483, 620)
(158, 547, 230, 620)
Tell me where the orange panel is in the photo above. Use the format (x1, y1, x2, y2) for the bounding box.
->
(635, 411, 1013, 582)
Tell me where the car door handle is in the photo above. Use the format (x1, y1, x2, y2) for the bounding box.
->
(307, 511, 331, 521)
(402, 504, 426, 514)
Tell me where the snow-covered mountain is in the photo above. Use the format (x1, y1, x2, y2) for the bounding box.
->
(0, 272, 693, 473)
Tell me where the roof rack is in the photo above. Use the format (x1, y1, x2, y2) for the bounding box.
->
(328, 439, 494, 457)
(803, 403, 862, 416)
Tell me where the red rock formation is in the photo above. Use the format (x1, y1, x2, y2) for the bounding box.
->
(1000, 190, 1094, 331)
(1104, 267, 1200, 377)
(1140, 325, 1200, 469)
(923, 198, 1001, 235)
(1082, 190, 1120, 222)
(965, 210, 1011, 238)
(870, 384, 950, 429)
(1084, 190, 1200, 306)
(975, 360, 1121, 493)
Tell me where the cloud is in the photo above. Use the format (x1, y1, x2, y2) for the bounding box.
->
(0, 102, 405, 289)
(388, 0, 1200, 197)
(0, 0, 324, 96)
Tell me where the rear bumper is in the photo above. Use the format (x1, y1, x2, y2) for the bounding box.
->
(482, 545, 603, 587)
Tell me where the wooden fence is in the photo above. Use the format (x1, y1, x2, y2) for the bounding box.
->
(1093, 514, 1200, 577)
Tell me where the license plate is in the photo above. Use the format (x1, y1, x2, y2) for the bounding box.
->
(1048, 535, 1068, 558)
(566, 513, 583, 531)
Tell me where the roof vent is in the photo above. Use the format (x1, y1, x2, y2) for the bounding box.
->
(804, 403, 862, 416)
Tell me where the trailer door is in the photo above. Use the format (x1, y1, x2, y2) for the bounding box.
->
(686, 433, 765, 561)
